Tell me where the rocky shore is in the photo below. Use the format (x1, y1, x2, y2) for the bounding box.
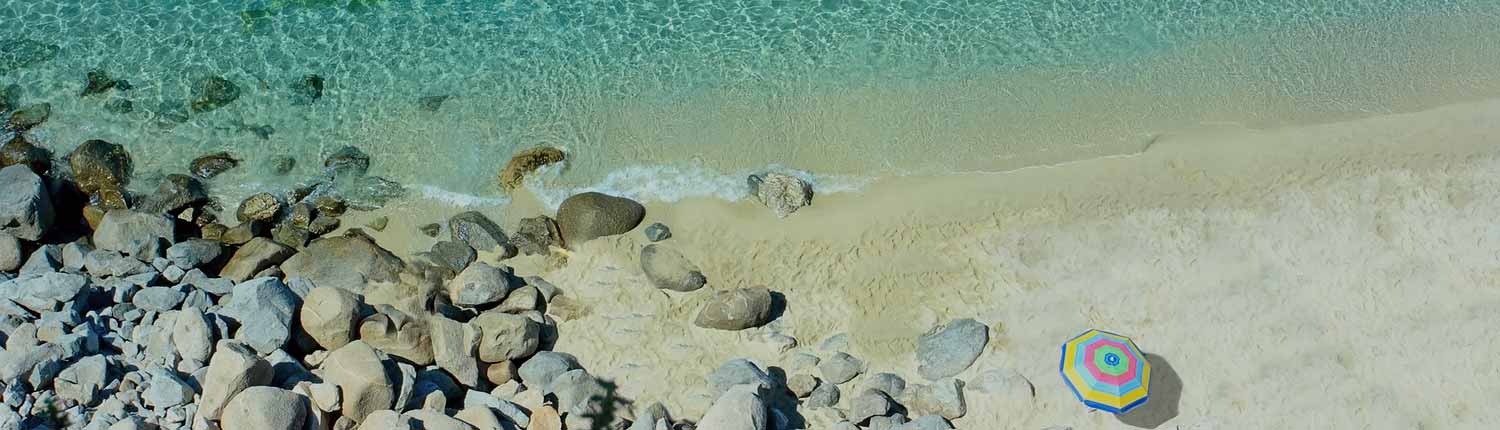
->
(0, 114, 991, 430)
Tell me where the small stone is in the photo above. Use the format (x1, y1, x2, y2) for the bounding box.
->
(495, 285, 539, 313)
(908, 379, 967, 420)
(693, 287, 775, 331)
(143, 367, 195, 408)
(640, 244, 706, 292)
(820, 352, 865, 385)
(419, 223, 440, 237)
(0, 233, 21, 273)
(747, 172, 813, 218)
(19, 243, 60, 275)
(237, 193, 283, 223)
(190, 76, 241, 113)
(463, 390, 530, 428)
(643, 222, 671, 242)
(527, 405, 562, 430)
(868, 415, 908, 430)
(484, 360, 516, 386)
(516, 351, 579, 390)
(219, 237, 295, 282)
(190, 152, 240, 179)
(428, 315, 482, 387)
(365, 216, 388, 232)
(916, 319, 989, 380)
(309, 382, 342, 412)
(70, 139, 134, 197)
(308, 216, 340, 236)
(280, 234, 404, 294)
(201, 223, 229, 241)
(555, 192, 645, 248)
(454, 406, 505, 430)
(788, 374, 820, 398)
(805, 382, 840, 409)
(497, 147, 565, 193)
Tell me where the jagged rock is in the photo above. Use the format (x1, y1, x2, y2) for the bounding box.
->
(322, 341, 397, 423)
(640, 244, 706, 292)
(222, 220, 268, 245)
(472, 311, 539, 362)
(190, 76, 241, 113)
(143, 367, 195, 408)
(706, 359, 777, 398)
(3, 271, 89, 313)
(69, 139, 133, 196)
(138, 174, 209, 215)
(271, 224, 312, 249)
(748, 172, 813, 218)
(447, 211, 508, 253)
(358, 307, 434, 365)
(555, 192, 645, 248)
(495, 285, 539, 313)
(221, 386, 309, 430)
(281, 234, 405, 294)
(916, 319, 988, 380)
(132, 287, 185, 311)
(511, 215, 561, 256)
(820, 352, 865, 385)
(643, 222, 671, 242)
(221, 277, 300, 354)
(698, 384, 768, 430)
(448, 262, 519, 308)
(94, 210, 173, 259)
(289, 74, 325, 106)
(0, 164, 54, 241)
(324, 146, 370, 178)
(805, 381, 840, 409)
(190, 152, 240, 179)
(0, 233, 20, 272)
(850, 388, 895, 425)
(908, 379, 967, 420)
(788, 374, 820, 398)
(517, 351, 579, 389)
(861, 373, 908, 398)
(4, 103, 50, 131)
(301, 287, 364, 350)
(1, 134, 51, 175)
(693, 287, 774, 331)
(428, 314, 482, 387)
(220, 237, 295, 283)
(18, 243, 59, 275)
(497, 147, 564, 192)
(425, 240, 475, 273)
(54, 355, 111, 406)
(237, 192, 283, 223)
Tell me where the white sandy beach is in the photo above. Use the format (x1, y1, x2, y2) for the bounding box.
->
(329, 98, 1500, 429)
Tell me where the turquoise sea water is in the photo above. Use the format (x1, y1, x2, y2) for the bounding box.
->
(3, 0, 1499, 206)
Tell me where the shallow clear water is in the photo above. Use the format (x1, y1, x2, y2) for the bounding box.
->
(3, 0, 1499, 205)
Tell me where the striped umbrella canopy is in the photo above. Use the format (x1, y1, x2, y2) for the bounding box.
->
(1059, 328, 1151, 414)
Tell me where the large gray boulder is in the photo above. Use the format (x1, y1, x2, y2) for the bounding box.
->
(555, 192, 644, 248)
(220, 277, 301, 354)
(640, 244, 706, 292)
(199, 341, 274, 420)
(322, 341, 397, 423)
(0, 165, 53, 241)
(447, 211, 508, 252)
(93, 210, 174, 259)
(2, 272, 89, 313)
(220, 386, 309, 430)
(447, 262, 520, 308)
(698, 384, 769, 430)
(281, 234, 405, 293)
(915, 319, 988, 380)
(693, 287, 774, 331)
(220, 237, 295, 283)
(301, 287, 364, 350)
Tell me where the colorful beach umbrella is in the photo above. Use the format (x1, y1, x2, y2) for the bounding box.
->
(1059, 329, 1151, 414)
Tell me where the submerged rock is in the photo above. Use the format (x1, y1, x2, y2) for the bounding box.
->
(238, 192, 283, 222)
(81, 70, 117, 97)
(643, 222, 671, 242)
(555, 192, 645, 248)
(104, 98, 133, 114)
(68, 139, 133, 197)
(341, 176, 407, 209)
(189, 75, 241, 113)
(267, 155, 296, 176)
(0, 39, 60, 73)
(190, 151, 240, 179)
(1, 133, 52, 175)
(694, 287, 775, 331)
(748, 172, 813, 218)
(325, 146, 370, 178)
(5, 102, 51, 131)
(497, 147, 564, 192)
(0, 165, 54, 241)
(136, 174, 208, 215)
(418, 95, 450, 112)
(289, 74, 325, 105)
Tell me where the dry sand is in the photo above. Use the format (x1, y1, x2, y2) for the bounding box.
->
(365, 98, 1500, 429)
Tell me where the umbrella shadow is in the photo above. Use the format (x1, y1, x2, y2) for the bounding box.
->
(1117, 353, 1182, 429)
